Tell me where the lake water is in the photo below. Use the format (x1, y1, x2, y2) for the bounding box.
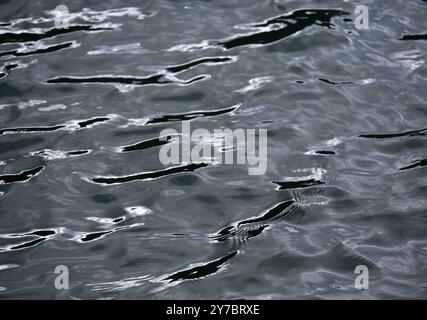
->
(0, 0, 426, 299)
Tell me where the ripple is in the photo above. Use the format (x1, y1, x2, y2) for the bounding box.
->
(165, 56, 237, 74)
(0, 25, 112, 45)
(112, 134, 180, 153)
(0, 115, 112, 135)
(359, 127, 427, 139)
(0, 41, 78, 58)
(77, 223, 144, 243)
(318, 78, 354, 85)
(0, 124, 65, 135)
(47, 73, 208, 87)
(0, 264, 19, 271)
(235, 76, 274, 93)
(162, 251, 238, 283)
(48, 6, 147, 23)
(8, 238, 47, 251)
(45, 55, 235, 88)
(168, 9, 349, 51)
(87, 43, 148, 55)
(399, 158, 427, 171)
(30, 149, 91, 160)
(145, 105, 239, 125)
(273, 179, 324, 190)
(400, 34, 427, 41)
(0, 165, 44, 184)
(90, 163, 208, 185)
(211, 200, 299, 242)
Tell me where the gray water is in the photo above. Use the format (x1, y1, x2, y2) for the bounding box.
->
(0, 0, 426, 299)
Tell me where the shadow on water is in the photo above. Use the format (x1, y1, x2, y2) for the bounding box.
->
(0, 165, 44, 184)
(399, 159, 427, 171)
(0, 116, 111, 135)
(163, 251, 238, 283)
(0, 25, 112, 45)
(359, 127, 427, 139)
(146, 105, 238, 124)
(273, 179, 324, 190)
(214, 9, 349, 49)
(115, 134, 180, 153)
(0, 42, 75, 58)
(46, 56, 234, 86)
(91, 163, 209, 185)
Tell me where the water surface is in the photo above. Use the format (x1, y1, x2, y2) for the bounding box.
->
(0, 0, 426, 299)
